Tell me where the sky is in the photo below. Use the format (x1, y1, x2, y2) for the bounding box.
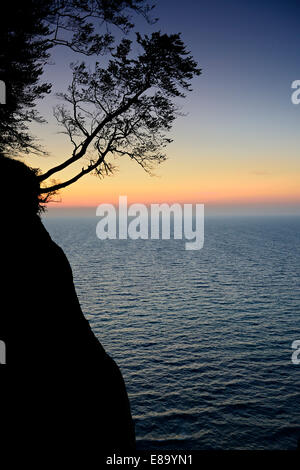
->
(24, 0, 300, 215)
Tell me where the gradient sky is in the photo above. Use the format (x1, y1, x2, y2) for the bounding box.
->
(24, 0, 300, 214)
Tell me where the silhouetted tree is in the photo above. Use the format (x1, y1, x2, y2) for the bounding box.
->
(0, 0, 154, 155)
(0, 1, 52, 155)
(1, 1, 200, 193)
(44, 0, 155, 55)
(38, 32, 201, 193)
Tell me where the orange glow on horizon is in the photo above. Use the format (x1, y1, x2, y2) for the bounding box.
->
(48, 189, 300, 208)
(29, 142, 300, 212)
(45, 164, 300, 208)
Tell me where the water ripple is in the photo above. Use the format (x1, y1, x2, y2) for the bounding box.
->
(44, 215, 300, 450)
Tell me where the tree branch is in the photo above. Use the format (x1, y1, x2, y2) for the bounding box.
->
(38, 83, 149, 183)
(39, 129, 117, 193)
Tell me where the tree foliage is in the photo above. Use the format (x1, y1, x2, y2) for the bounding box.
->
(0, 0, 153, 155)
(0, 1, 52, 155)
(45, 0, 155, 54)
(1, 1, 201, 197)
(39, 32, 201, 193)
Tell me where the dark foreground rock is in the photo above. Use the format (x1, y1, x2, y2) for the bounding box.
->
(1, 212, 135, 453)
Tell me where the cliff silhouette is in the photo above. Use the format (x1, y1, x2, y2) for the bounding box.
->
(0, 154, 135, 452)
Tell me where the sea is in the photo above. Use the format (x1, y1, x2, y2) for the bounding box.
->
(43, 214, 300, 450)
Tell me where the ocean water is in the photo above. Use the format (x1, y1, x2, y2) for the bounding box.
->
(43, 215, 300, 450)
